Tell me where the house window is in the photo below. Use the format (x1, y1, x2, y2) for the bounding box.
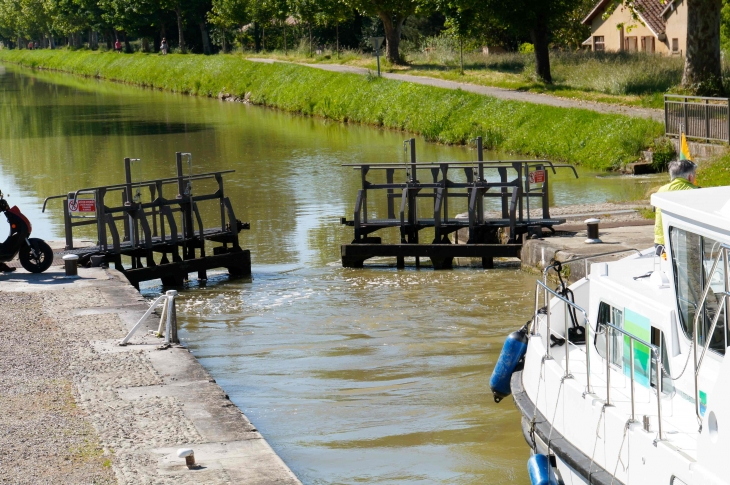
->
(672, 38, 679, 52)
(670, 227, 727, 356)
(625, 36, 638, 52)
(593, 36, 605, 51)
(641, 36, 655, 53)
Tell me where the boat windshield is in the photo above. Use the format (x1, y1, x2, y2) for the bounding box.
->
(669, 227, 727, 356)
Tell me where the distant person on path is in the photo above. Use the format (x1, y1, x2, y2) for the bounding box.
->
(160, 38, 168, 55)
(654, 135, 697, 255)
(114, 39, 122, 52)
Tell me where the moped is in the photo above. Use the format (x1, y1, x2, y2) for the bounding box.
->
(0, 190, 53, 273)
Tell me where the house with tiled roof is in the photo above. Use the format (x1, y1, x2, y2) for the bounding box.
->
(581, 0, 687, 55)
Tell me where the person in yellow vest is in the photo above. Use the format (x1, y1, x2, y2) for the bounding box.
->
(654, 159, 697, 255)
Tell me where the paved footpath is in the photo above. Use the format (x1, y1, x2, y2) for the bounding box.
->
(0, 265, 301, 484)
(248, 58, 663, 122)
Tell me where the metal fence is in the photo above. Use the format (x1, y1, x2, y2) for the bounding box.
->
(665, 95, 730, 143)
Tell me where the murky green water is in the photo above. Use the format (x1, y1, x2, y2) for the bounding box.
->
(0, 64, 660, 484)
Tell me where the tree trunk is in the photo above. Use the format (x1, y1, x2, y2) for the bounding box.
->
(222, 33, 227, 53)
(254, 22, 261, 52)
(175, 5, 186, 52)
(378, 12, 406, 64)
(529, 19, 552, 84)
(309, 22, 312, 56)
(106, 30, 113, 50)
(459, 35, 463, 74)
(199, 21, 211, 54)
(123, 31, 131, 52)
(262, 26, 265, 51)
(142, 38, 150, 52)
(284, 23, 287, 55)
(682, 0, 723, 94)
(336, 22, 339, 58)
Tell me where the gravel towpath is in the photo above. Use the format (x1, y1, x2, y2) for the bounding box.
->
(0, 267, 301, 484)
(247, 58, 663, 121)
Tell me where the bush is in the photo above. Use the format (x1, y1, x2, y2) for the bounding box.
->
(650, 137, 676, 171)
(518, 43, 534, 54)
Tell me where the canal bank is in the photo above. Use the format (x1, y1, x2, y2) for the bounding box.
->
(0, 262, 300, 484)
(0, 50, 662, 171)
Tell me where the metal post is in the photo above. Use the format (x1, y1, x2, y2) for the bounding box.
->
(705, 99, 710, 142)
(545, 289, 552, 359)
(168, 289, 179, 344)
(683, 97, 688, 138)
(64, 192, 74, 250)
(564, 302, 570, 377)
(664, 95, 669, 136)
(630, 339, 636, 422)
(542, 165, 550, 219)
(656, 349, 663, 440)
(606, 326, 611, 405)
(585, 315, 591, 394)
(124, 158, 136, 247)
(409, 138, 417, 182)
(476, 138, 484, 225)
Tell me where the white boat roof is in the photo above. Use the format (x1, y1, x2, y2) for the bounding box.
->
(651, 185, 730, 230)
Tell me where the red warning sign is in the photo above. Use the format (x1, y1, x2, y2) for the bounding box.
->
(68, 199, 96, 213)
(528, 170, 546, 184)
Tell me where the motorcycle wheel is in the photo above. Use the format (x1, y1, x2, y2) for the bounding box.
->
(19, 238, 54, 273)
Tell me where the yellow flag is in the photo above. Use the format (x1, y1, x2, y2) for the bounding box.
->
(680, 132, 692, 161)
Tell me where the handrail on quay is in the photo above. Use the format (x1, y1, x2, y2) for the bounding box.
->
(533, 278, 664, 439)
(664, 94, 730, 143)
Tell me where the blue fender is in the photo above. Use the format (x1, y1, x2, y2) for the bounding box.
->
(527, 454, 558, 485)
(489, 327, 528, 403)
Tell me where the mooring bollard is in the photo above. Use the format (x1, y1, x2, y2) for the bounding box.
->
(584, 218, 602, 244)
(177, 448, 196, 469)
(62, 254, 79, 276)
(166, 290, 179, 344)
(120, 289, 180, 346)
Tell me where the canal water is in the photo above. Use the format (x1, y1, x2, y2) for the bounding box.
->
(0, 64, 660, 484)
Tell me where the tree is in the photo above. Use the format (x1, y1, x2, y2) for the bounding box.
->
(682, 0, 723, 94)
(318, 0, 351, 56)
(208, 0, 250, 50)
(345, 0, 425, 64)
(481, 0, 581, 83)
(435, 0, 483, 73)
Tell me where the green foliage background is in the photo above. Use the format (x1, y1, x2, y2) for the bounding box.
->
(0, 49, 664, 169)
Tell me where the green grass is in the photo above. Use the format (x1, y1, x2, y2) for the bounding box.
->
(0, 49, 664, 170)
(247, 48, 697, 109)
(698, 151, 730, 187)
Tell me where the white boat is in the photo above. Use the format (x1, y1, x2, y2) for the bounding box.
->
(491, 186, 730, 485)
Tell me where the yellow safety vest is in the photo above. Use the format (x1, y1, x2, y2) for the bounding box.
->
(654, 177, 696, 246)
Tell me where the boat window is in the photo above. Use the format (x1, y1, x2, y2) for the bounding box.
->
(595, 302, 623, 368)
(669, 227, 727, 356)
(651, 328, 674, 394)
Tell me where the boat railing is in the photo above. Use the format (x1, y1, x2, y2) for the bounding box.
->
(533, 279, 664, 440)
(692, 243, 730, 420)
(539, 248, 643, 281)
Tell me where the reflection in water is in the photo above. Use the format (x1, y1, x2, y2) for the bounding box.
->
(0, 64, 657, 484)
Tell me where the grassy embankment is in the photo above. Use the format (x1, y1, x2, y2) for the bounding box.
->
(0, 49, 663, 170)
(246, 49, 707, 109)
